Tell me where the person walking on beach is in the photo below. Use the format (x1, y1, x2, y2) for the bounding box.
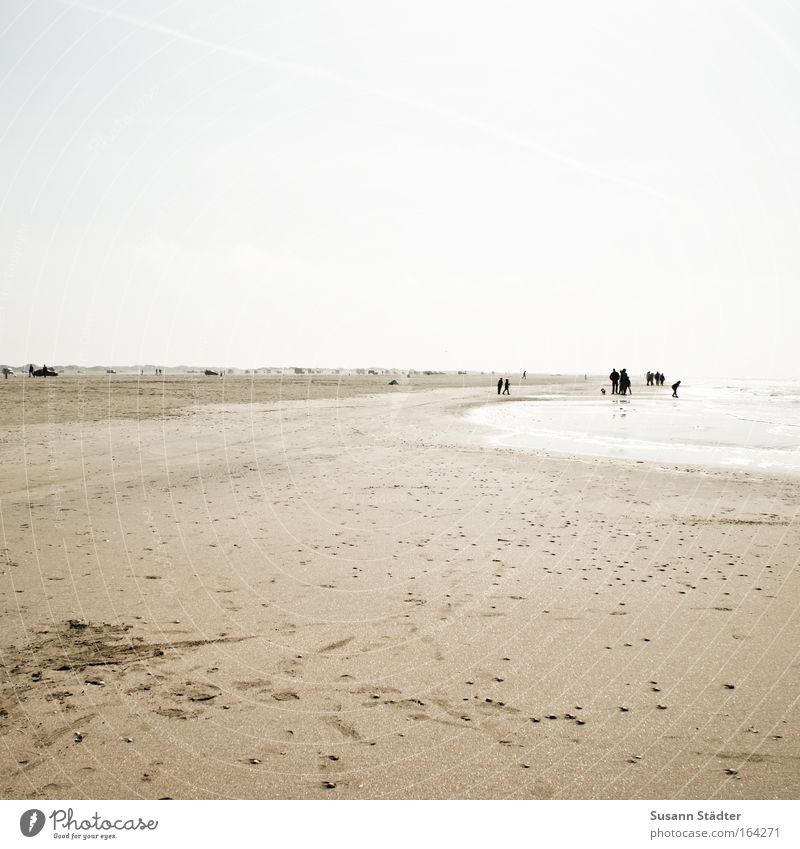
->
(497, 378, 503, 395)
(503, 378, 510, 395)
(522, 370, 526, 380)
(671, 380, 681, 398)
(619, 368, 631, 395)
(609, 368, 619, 395)
(28, 363, 34, 377)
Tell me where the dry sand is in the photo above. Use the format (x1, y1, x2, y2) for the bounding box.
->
(1, 375, 798, 799)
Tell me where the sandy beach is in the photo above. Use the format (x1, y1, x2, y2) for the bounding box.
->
(1, 374, 798, 800)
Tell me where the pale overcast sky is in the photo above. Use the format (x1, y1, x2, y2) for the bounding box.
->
(1, 1, 799, 375)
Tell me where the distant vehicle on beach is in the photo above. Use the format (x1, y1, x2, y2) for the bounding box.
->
(106, 369, 116, 374)
(204, 369, 219, 376)
(2, 367, 15, 378)
(32, 367, 58, 377)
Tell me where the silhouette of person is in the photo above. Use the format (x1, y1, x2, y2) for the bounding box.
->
(497, 378, 503, 395)
(42, 364, 48, 377)
(522, 370, 527, 380)
(28, 364, 34, 377)
(503, 378, 510, 395)
(609, 368, 619, 395)
(619, 368, 631, 395)
(672, 380, 680, 398)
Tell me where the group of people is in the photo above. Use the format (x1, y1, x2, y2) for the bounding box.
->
(609, 367, 681, 398)
(608, 368, 632, 395)
(28, 363, 56, 377)
(494, 370, 680, 398)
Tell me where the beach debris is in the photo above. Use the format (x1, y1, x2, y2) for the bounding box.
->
(545, 714, 557, 720)
(121, 737, 133, 743)
(327, 755, 339, 761)
(564, 713, 577, 720)
(248, 758, 261, 765)
(322, 781, 337, 789)
(619, 706, 630, 712)
(388, 379, 399, 385)
(725, 768, 739, 778)
(85, 678, 106, 686)
(656, 704, 668, 710)
(73, 732, 83, 743)
(723, 683, 736, 690)
(575, 719, 586, 726)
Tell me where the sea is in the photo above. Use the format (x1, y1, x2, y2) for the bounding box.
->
(467, 379, 800, 475)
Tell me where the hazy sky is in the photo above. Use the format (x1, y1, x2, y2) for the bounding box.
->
(1, 0, 799, 376)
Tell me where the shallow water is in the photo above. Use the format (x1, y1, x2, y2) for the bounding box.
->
(468, 379, 800, 474)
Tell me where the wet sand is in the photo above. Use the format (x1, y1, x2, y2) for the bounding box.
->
(1, 375, 798, 799)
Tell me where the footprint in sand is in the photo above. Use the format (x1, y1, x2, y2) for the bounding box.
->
(171, 682, 221, 702)
(272, 691, 299, 702)
(318, 637, 354, 653)
(324, 717, 360, 740)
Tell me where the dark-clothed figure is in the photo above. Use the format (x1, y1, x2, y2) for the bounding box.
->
(609, 368, 619, 395)
(497, 378, 503, 395)
(503, 378, 510, 395)
(619, 368, 631, 395)
(28, 364, 34, 377)
(672, 381, 681, 398)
